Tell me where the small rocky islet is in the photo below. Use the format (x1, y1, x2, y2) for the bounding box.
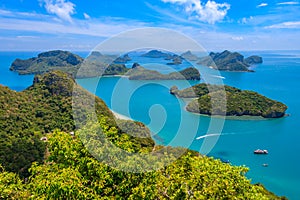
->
(170, 83, 287, 118)
(197, 50, 263, 72)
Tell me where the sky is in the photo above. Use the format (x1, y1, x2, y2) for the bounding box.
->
(0, 0, 300, 51)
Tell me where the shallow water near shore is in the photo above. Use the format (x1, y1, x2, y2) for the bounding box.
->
(1, 50, 300, 199)
(77, 51, 300, 199)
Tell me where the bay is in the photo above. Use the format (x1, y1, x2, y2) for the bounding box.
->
(1, 51, 300, 199)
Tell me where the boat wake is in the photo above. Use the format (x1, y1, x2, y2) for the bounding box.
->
(211, 75, 226, 79)
(196, 134, 220, 140)
(196, 132, 237, 140)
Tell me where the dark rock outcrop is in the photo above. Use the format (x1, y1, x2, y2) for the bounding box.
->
(181, 51, 199, 61)
(167, 56, 183, 65)
(197, 50, 263, 72)
(170, 86, 179, 95)
(114, 54, 132, 63)
(245, 56, 263, 65)
(141, 50, 171, 58)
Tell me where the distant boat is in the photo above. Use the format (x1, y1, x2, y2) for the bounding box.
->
(262, 163, 269, 167)
(254, 149, 268, 154)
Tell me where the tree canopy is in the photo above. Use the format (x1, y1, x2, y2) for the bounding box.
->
(0, 71, 286, 199)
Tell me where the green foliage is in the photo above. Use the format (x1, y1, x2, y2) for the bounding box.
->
(10, 50, 83, 75)
(0, 85, 47, 177)
(169, 67, 200, 80)
(0, 71, 286, 199)
(141, 50, 171, 58)
(10, 50, 130, 78)
(10, 50, 201, 80)
(172, 83, 287, 118)
(0, 127, 285, 199)
(0, 166, 30, 199)
(198, 50, 262, 72)
(172, 84, 240, 98)
(78, 51, 130, 77)
(0, 71, 150, 177)
(127, 65, 200, 80)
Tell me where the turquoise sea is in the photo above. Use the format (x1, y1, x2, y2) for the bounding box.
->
(1, 51, 300, 199)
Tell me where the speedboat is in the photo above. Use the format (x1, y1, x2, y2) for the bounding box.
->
(254, 149, 268, 154)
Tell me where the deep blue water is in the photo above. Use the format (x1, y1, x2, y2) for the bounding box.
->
(0, 52, 36, 91)
(1, 51, 300, 199)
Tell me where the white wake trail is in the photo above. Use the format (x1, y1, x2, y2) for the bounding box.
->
(196, 134, 220, 140)
(196, 132, 238, 140)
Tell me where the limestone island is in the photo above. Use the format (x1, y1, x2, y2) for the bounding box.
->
(181, 50, 199, 61)
(197, 50, 263, 72)
(141, 50, 183, 65)
(141, 50, 172, 58)
(126, 63, 200, 80)
(10, 50, 201, 80)
(166, 56, 183, 65)
(113, 54, 132, 63)
(10, 50, 129, 78)
(170, 83, 287, 118)
(10, 50, 83, 75)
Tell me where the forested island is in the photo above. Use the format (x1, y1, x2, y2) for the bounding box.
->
(141, 50, 171, 58)
(141, 50, 183, 65)
(0, 71, 285, 199)
(140, 49, 263, 72)
(197, 50, 263, 72)
(127, 63, 200, 80)
(10, 50, 129, 78)
(10, 50, 264, 81)
(10, 50, 199, 80)
(10, 50, 83, 75)
(170, 84, 287, 118)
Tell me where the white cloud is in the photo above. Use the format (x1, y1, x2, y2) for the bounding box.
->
(231, 36, 244, 41)
(265, 21, 300, 29)
(83, 13, 91, 20)
(16, 35, 39, 39)
(41, 0, 76, 22)
(161, 0, 230, 24)
(0, 9, 45, 18)
(238, 16, 253, 24)
(145, 2, 208, 27)
(277, 1, 299, 5)
(0, 9, 147, 37)
(0, 7, 300, 51)
(257, 3, 268, 7)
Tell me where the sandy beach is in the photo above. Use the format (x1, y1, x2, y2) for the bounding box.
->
(111, 110, 131, 120)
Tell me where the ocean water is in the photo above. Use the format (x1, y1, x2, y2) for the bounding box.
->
(0, 52, 36, 91)
(1, 51, 300, 199)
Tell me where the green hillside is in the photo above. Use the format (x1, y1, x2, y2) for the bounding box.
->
(0, 71, 286, 199)
(0, 129, 285, 199)
(0, 71, 153, 177)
